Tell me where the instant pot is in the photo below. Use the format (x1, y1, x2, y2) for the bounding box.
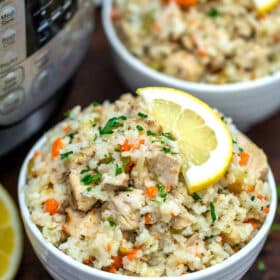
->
(0, 0, 94, 156)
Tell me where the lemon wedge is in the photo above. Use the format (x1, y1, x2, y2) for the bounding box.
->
(0, 184, 22, 280)
(254, 0, 279, 14)
(137, 87, 233, 193)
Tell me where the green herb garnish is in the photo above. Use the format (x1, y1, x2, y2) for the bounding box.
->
(60, 151, 73, 160)
(115, 164, 122, 176)
(153, 199, 162, 206)
(123, 187, 134, 192)
(136, 125, 144, 131)
(87, 187, 93, 192)
(147, 130, 159, 137)
(162, 132, 175, 141)
(157, 183, 167, 200)
(238, 147, 244, 152)
(100, 153, 114, 164)
(138, 112, 148, 119)
(208, 8, 219, 18)
(161, 147, 171, 154)
(122, 157, 131, 169)
(99, 116, 126, 135)
(80, 169, 90, 174)
(232, 139, 237, 144)
(251, 196, 255, 201)
(232, 244, 240, 249)
(93, 133, 98, 142)
(257, 260, 266, 272)
(80, 234, 85, 240)
(81, 173, 102, 185)
(92, 101, 100, 107)
(210, 202, 216, 222)
(64, 110, 71, 118)
(68, 132, 77, 140)
(192, 193, 201, 201)
(108, 220, 115, 227)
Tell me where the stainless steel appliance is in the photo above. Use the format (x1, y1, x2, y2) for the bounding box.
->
(0, 0, 94, 156)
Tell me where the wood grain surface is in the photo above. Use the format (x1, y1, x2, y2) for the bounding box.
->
(0, 10, 279, 280)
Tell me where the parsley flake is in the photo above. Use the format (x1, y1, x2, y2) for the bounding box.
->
(115, 164, 122, 176)
(161, 147, 171, 154)
(208, 8, 219, 18)
(136, 125, 144, 131)
(147, 130, 159, 136)
(210, 202, 216, 222)
(60, 151, 73, 160)
(157, 183, 167, 200)
(192, 193, 201, 201)
(99, 116, 126, 135)
(162, 132, 175, 141)
(138, 112, 148, 119)
(92, 101, 100, 107)
(108, 220, 115, 227)
(81, 173, 102, 185)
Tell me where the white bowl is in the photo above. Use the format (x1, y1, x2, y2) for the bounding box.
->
(102, 0, 280, 131)
(18, 134, 277, 280)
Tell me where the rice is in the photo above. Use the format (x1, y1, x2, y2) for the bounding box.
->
(25, 94, 270, 276)
(112, 0, 280, 84)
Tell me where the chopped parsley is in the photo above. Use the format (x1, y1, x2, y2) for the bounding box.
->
(257, 260, 266, 272)
(123, 187, 134, 192)
(92, 101, 100, 107)
(81, 173, 102, 185)
(157, 183, 167, 200)
(93, 133, 98, 142)
(232, 139, 237, 144)
(238, 147, 244, 152)
(80, 169, 90, 174)
(115, 164, 122, 176)
(108, 220, 115, 227)
(153, 199, 162, 206)
(122, 157, 131, 170)
(161, 147, 171, 154)
(147, 130, 159, 136)
(136, 125, 144, 131)
(232, 244, 240, 249)
(162, 132, 175, 141)
(208, 8, 219, 18)
(64, 110, 71, 118)
(100, 153, 114, 164)
(210, 202, 216, 222)
(192, 193, 201, 201)
(60, 151, 73, 160)
(87, 187, 93, 192)
(99, 116, 126, 135)
(80, 234, 85, 240)
(67, 132, 77, 140)
(251, 196, 255, 201)
(138, 112, 148, 119)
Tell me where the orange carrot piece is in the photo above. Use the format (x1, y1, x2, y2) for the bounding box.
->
(106, 244, 112, 252)
(125, 247, 141, 261)
(244, 219, 257, 230)
(52, 138, 64, 159)
(263, 206, 270, 214)
(108, 266, 116, 273)
(63, 124, 72, 133)
(257, 194, 265, 201)
(45, 198, 59, 215)
(247, 185, 255, 193)
(162, 0, 197, 6)
(112, 256, 123, 268)
(144, 214, 152, 225)
(33, 151, 41, 159)
(145, 186, 158, 198)
(121, 140, 135, 152)
(139, 139, 145, 145)
(153, 21, 161, 32)
(125, 160, 135, 172)
(197, 49, 207, 58)
(239, 152, 249, 166)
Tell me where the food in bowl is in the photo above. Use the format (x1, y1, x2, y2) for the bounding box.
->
(25, 90, 271, 277)
(112, 0, 280, 84)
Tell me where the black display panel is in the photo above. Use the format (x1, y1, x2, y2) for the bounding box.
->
(25, 0, 78, 56)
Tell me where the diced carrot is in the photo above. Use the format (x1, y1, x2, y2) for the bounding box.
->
(106, 244, 112, 252)
(170, 212, 176, 218)
(153, 21, 161, 32)
(263, 206, 270, 214)
(112, 256, 123, 268)
(244, 219, 257, 230)
(125, 247, 141, 261)
(52, 138, 65, 159)
(121, 139, 135, 152)
(162, 0, 197, 6)
(145, 186, 158, 198)
(33, 151, 41, 159)
(45, 198, 59, 215)
(247, 185, 255, 193)
(239, 152, 249, 166)
(257, 194, 265, 201)
(139, 139, 145, 145)
(197, 49, 207, 58)
(108, 266, 116, 273)
(125, 160, 135, 172)
(144, 214, 153, 225)
(63, 124, 72, 133)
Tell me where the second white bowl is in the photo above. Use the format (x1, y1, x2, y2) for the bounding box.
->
(102, 0, 280, 130)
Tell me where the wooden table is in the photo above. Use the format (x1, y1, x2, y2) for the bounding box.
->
(1, 10, 279, 280)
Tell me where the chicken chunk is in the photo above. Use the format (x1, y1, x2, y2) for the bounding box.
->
(104, 189, 145, 231)
(147, 151, 182, 187)
(68, 170, 97, 212)
(63, 208, 100, 238)
(102, 173, 129, 190)
(236, 132, 269, 182)
(171, 206, 194, 230)
(164, 51, 204, 82)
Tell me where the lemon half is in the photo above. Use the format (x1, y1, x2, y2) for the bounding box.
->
(0, 184, 22, 280)
(137, 87, 233, 193)
(254, 0, 279, 14)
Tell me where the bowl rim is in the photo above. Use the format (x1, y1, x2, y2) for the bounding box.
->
(18, 133, 277, 280)
(101, 0, 280, 94)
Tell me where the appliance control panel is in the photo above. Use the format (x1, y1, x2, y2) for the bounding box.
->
(0, 0, 94, 126)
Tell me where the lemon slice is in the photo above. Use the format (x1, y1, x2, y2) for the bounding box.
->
(254, 0, 279, 14)
(0, 184, 22, 280)
(137, 87, 233, 193)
